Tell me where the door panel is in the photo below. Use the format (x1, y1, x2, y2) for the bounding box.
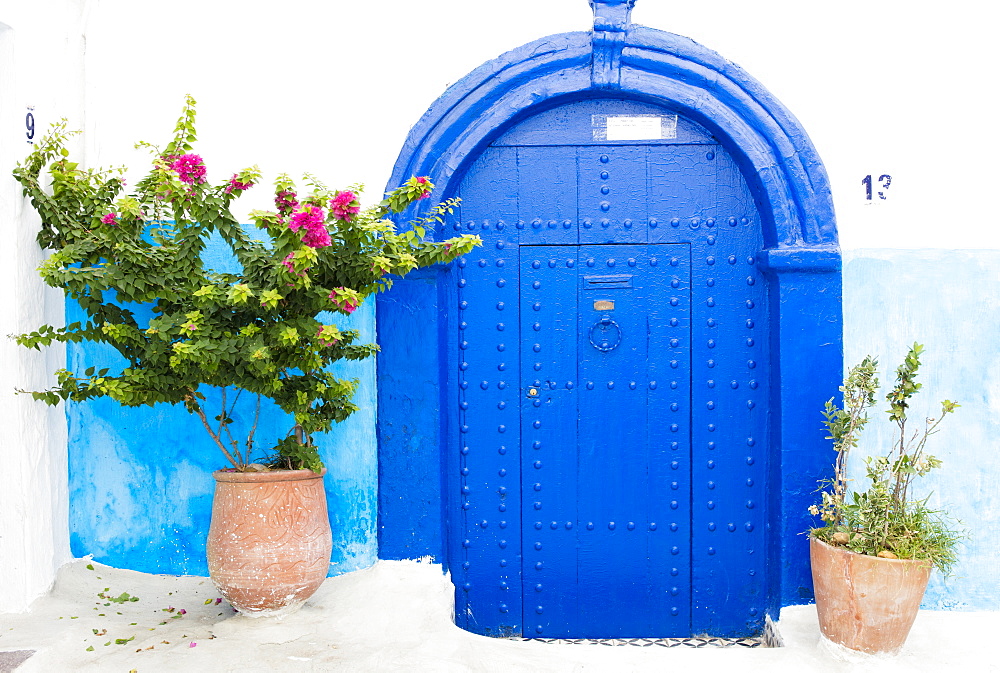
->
(517, 146, 578, 245)
(452, 147, 522, 636)
(649, 144, 718, 241)
(518, 248, 580, 633)
(578, 146, 648, 244)
(520, 244, 691, 638)
(451, 102, 769, 639)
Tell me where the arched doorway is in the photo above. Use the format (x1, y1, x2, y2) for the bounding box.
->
(377, 1, 841, 639)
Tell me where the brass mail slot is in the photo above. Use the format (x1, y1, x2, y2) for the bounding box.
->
(593, 300, 615, 311)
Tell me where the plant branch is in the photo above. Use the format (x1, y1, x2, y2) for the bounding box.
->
(186, 392, 240, 469)
(246, 393, 261, 463)
(217, 387, 244, 466)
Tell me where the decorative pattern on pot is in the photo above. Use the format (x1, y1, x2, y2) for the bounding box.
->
(207, 469, 332, 617)
(810, 536, 931, 654)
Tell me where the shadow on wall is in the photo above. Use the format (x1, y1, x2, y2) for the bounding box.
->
(842, 248, 1000, 610)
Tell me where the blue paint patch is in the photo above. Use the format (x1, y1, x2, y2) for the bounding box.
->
(843, 249, 1000, 611)
(375, 266, 446, 561)
(67, 232, 378, 576)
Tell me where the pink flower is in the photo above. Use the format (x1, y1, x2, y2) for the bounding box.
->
(302, 226, 331, 248)
(289, 206, 331, 248)
(289, 206, 322, 232)
(189, 642, 197, 648)
(415, 176, 431, 200)
(275, 190, 298, 214)
(329, 289, 359, 314)
(168, 154, 207, 185)
(281, 253, 309, 277)
(317, 327, 340, 346)
(330, 190, 360, 221)
(224, 174, 254, 194)
(101, 212, 118, 225)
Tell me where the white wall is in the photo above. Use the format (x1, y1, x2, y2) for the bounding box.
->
(0, 0, 88, 612)
(639, 1, 997, 251)
(80, 0, 998, 251)
(4, 0, 996, 611)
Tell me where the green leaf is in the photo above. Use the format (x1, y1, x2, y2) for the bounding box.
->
(227, 283, 253, 304)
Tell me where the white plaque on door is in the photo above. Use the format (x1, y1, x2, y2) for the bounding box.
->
(592, 114, 678, 141)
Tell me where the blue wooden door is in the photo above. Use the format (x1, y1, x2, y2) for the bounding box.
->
(520, 244, 690, 637)
(450, 99, 769, 639)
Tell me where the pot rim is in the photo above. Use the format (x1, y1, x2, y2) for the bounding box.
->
(809, 534, 933, 568)
(212, 468, 326, 483)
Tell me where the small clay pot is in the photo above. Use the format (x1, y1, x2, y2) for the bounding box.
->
(207, 469, 332, 617)
(810, 536, 931, 654)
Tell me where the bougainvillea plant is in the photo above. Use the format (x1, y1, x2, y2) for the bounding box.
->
(12, 95, 479, 472)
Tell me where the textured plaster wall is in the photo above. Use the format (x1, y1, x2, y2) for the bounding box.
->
(66, 236, 378, 576)
(0, 2, 85, 613)
(65, 313, 378, 576)
(842, 250, 1000, 609)
(4, 0, 999, 613)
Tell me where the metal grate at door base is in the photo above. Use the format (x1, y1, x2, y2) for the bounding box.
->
(510, 636, 763, 648)
(510, 618, 783, 649)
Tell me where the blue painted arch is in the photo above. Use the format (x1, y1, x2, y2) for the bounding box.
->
(388, 27, 836, 249)
(378, 21, 842, 618)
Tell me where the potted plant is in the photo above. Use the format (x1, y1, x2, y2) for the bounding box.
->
(12, 96, 480, 616)
(809, 343, 962, 653)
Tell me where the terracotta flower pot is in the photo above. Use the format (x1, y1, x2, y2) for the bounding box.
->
(207, 469, 332, 617)
(810, 536, 931, 654)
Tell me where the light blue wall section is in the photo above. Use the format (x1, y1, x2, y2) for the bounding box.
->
(67, 233, 378, 577)
(843, 249, 1000, 610)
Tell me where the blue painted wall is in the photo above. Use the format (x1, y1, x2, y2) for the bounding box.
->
(375, 266, 447, 559)
(65, 245, 1000, 610)
(67, 233, 378, 577)
(842, 249, 1000, 610)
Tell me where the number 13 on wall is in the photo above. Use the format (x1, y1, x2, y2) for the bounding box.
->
(862, 174, 891, 201)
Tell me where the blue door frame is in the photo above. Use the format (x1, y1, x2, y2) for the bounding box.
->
(377, 1, 841, 637)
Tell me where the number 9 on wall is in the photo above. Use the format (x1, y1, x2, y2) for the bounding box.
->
(25, 106, 36, 145)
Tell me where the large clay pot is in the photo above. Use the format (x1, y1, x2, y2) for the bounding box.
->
(207, 469, 332, 617)
(810, 536, 931, 654)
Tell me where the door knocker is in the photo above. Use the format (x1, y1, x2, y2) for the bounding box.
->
(588, 316, 622, 352)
